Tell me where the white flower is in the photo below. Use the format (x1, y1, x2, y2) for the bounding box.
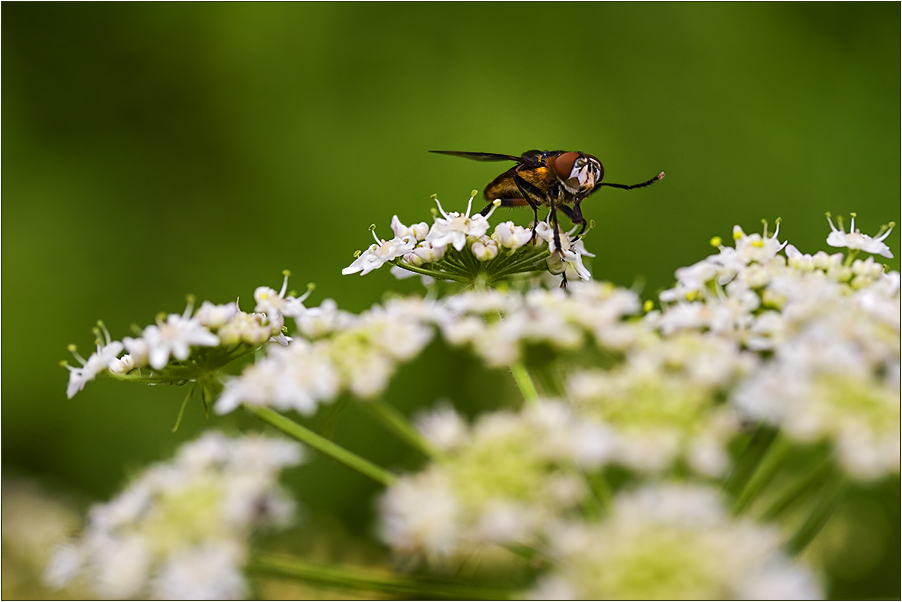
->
(470, 236, 499, 261)
(46, 433, 303, 599)
(660, 260, 718, 302)
(122, 336, 149, 367)
(411, 240, 446, 263)
(567, 333, 749, 476)
(424, 194, 492, 252)
(561, 238, 594, 281)
(343, 227, 416, 276)
(217, 311, 278, 346)
(414, 403, 469, 451)
(530, 484, 822, 600)
(107, 354, 138, 375)
(195, 301, 239, 329)
(535, 223, 593, 281)
(216, 339, 339, 415)
(826, 214, 894, 258)
(294, 298, 354, 338)
(65, 339, 124, 399)
(142, 314, 220, 370)
(391, 215, 429, 241)
(150, 542, 246, 600)
(492, 221, 533, 249)
(379, 401, 606, 563)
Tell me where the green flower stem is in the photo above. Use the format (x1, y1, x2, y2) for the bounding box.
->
(760, 456, 834, 522)
(170, 384, 196, 433)
(441, 254, 471, 274)
(843, 248, 859, 267)
(510, 362, 539, 404)
(786, 471, 848, 555)
(243, 405, 397, 486)
(583, 469, 614, 514)
(724, 425, 778, 496)
(395, 261, 470, 283)
(455, 246, 481, 274)
(248, 554, 512, 600)
(732, 431, 791, 515)
(362, 400, 441, 460)
(492, 250, 550, 276)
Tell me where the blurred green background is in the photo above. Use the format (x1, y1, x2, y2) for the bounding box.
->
(3, 3, 899, 598)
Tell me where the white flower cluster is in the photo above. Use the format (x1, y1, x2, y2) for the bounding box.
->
(649, 216, 900, 479)
(436, 281, 641, 366)
(216, 296, 436, 413)
(58, 211, 897, 599)
(44, 432, 303, 600)
(380, 401, 611, 563)
(567, 332, 754, 476)
(64, 279, 306, 399)
(529, 484, 822, 600)
(217, 281, 642, 414)
(343, 193, 595, 283)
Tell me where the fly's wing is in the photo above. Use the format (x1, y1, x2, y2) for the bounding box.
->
(429, 150, 522, 162)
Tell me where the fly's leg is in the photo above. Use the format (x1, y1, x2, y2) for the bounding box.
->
(513, 174, 546, 245)
(558, 202, 587, 239)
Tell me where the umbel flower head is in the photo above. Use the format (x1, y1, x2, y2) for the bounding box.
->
(44, 432, 304, 600)
(342, 191, 596, 287)
(529, 484, 822, 600)
(379, 401, 612, 564)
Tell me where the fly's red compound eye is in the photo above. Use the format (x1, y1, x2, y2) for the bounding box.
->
(586, 155, 604, 182)
(551, 152, 580, 180)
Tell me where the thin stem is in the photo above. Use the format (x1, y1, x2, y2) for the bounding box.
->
(248, 555, 512, 600)
(456, 246, 481, 275)
(843, 248, 859, 267)
(760, 456, 834, 522)
(732, 432, 791, 515)
(171, 384, 196, 433)
(434, 260, 472, 277)
(510, 362, 539, 404)
(723, 425, 777, 496)
(441, 254, 470, 273)
(492, 250, 550, 275)
(786, 471, 848, 555)
(244, 405, 397, 486)
(583, 469, 613, 514)
(394, 262, 470, 283)
(362, 400, 440, 459)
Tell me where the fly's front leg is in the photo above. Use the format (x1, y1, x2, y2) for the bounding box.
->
(513, 174, 545, 245)
(558, 202, 587, 238)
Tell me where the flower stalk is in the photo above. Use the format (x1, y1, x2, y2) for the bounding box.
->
(248, 554, 512, 600)
(361, 400, 440, 459)
(243, 404, 397, 486)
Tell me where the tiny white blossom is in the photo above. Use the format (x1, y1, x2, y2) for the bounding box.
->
(195, 301, 239, 329)
(217, 311, 279, 346)
(343, 228, 416, 276)
(65, 331, 125, 399)
(826, 214, 894, 258)
(414, 403, 468, 451)
(471, 236, 499, 261)
(425, 194, 492, 251)
(391, 215, 429, 241)
(412, 240, 446, 263)
(142, 314, 220, 370)
(492, 221, 533, 249)
(150, 542, 246, 600)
